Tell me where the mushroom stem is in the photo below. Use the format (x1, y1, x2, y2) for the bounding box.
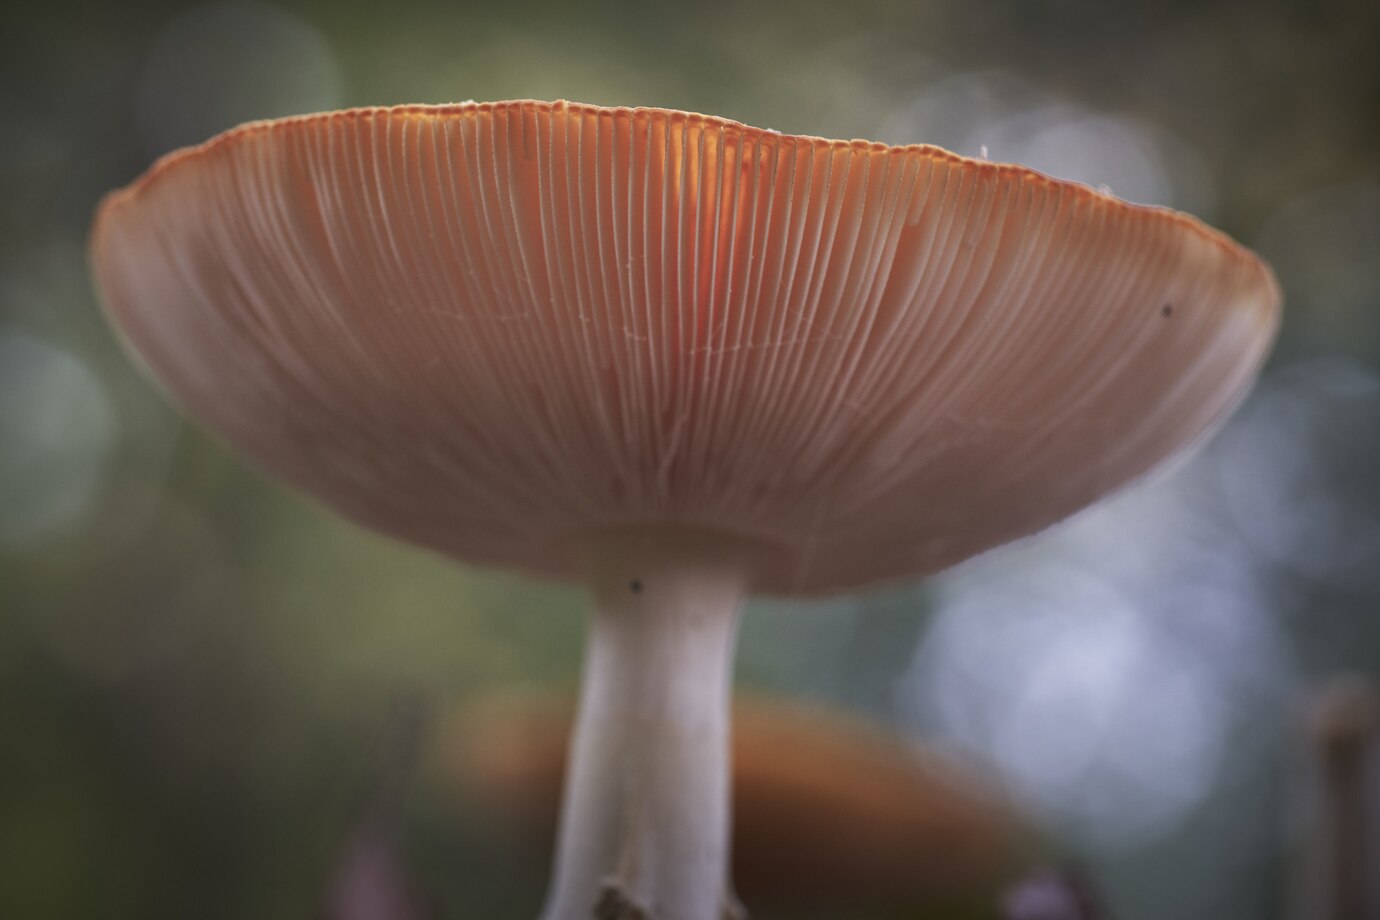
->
(541, 529, 750, 920)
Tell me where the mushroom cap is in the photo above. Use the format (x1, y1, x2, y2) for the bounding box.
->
(439, 692, 1037, 911)
(91, 100, 1280, 594)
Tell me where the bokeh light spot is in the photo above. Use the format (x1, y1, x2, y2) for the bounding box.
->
(136, 1, 345, 158)
(0, 329, 118, 548)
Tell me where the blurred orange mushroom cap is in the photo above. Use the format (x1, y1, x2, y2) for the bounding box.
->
(440, 693, 1038, 912)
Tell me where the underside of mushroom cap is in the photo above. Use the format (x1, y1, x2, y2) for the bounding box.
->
(91, 100, 1280, 595)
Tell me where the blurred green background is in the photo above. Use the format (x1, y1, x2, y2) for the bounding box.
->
(2, 0, 1378, 917)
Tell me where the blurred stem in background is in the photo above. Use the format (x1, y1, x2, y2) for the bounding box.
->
(323, 695, 432, 920)
(1298, 676, 1379, 920)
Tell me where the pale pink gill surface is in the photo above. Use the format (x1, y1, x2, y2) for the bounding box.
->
(90, 100, 1280, 595)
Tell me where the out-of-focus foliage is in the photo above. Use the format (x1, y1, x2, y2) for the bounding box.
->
(1, 1, 1377, 918)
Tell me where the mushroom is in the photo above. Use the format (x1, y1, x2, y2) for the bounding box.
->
(89, 100, 1280, 920)
(440, 691, 1039, 916)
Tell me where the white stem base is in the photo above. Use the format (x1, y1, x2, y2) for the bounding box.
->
(540, 529, 750, 920)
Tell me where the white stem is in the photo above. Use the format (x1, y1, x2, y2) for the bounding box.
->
(541, 529, 749, 920)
